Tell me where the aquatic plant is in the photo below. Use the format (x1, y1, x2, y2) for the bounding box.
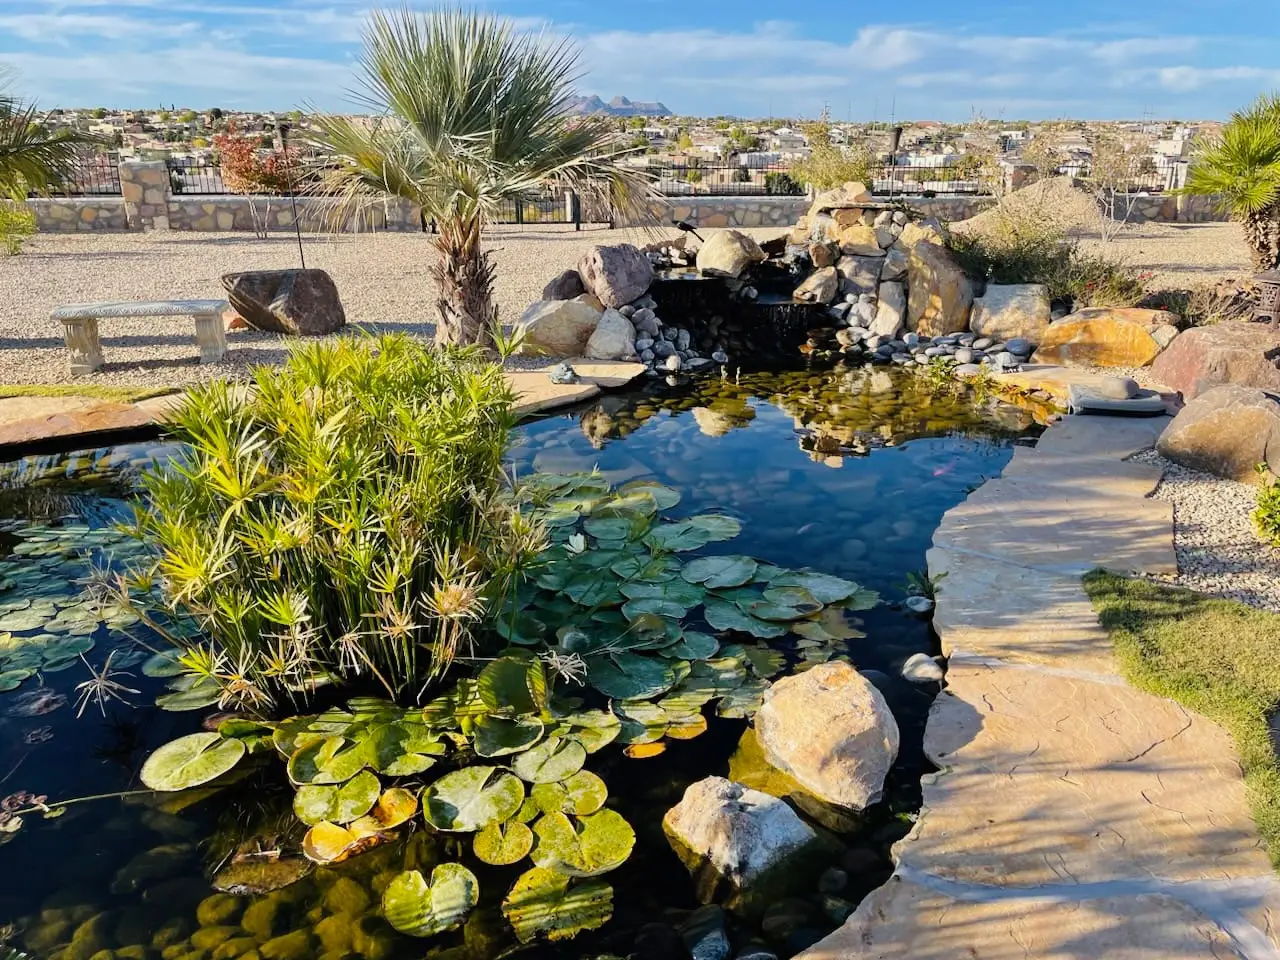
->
(122, 334, 539, 711)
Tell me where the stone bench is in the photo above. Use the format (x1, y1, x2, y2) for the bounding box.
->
(52, 300, 228, 375)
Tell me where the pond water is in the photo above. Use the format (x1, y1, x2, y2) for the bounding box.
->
(0, 366, 1039, 960)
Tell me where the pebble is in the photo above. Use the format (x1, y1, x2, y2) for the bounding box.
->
(712, 350, 729, 364)
(904, 595, 935, 614)
(1005, 337, 1032, 355)
(972, 337, 993, 350)
(665, 354, 683, 372)
(954, 348, 974, 364)
(735, 947, 779, 960)
(822, 895, 856, 924)
(818, 867, 849, 894)
(901, 652, 944, 683)
(681, 905, 731, 960)
(635, 337, 654, 351)
(618, 304, 636, 317)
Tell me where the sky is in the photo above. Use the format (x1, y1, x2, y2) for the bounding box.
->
(1, 0, 1278, 120)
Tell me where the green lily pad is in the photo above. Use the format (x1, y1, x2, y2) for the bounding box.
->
(155, 681, 221, 712)
(586, 652, 678, 700)
(618, 480, 681, 510)
(502, 867, 613, 943)
(702, 598, 787, 638)
(740, 645, 786, 677)
(668, 630, 719, 660)
(613, 701, 668, 745)
(0, 668, 32, 691)
(682, 556, 759, 590)
(422, 766, 524, 832)
(495, 611, 546, 646)
(140, 733, 246, 792)
(382, 864, 478, 937)
(140, 650, 186, 677)
(768, 571, 866, 605)
(610, 554, 680, 582)
(716, 676, 770, 718)
(293, 770, 381, 825)
(478, 656, 546, 716)
(563, 710, 621, 754)
(583, 514, 647, 541)
(530, 808, 636, 877)
(473, 820, 535, 865)
(748, 602, 812, 622)
(530, 770, 607, 817)
(792, 607, 868, 643)
(512, 736, 587, 784)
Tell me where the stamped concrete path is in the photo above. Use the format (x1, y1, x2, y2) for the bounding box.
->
(800, 414, 1280, 959)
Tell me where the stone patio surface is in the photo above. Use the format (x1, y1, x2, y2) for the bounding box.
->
(800, 413, 1280, 959)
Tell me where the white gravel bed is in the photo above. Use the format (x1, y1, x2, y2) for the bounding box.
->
(1131, 449, 1280, 612)
(0, 225, 785, 388)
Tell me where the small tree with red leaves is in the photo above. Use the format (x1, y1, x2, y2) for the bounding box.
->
(213, 121, 296, 237)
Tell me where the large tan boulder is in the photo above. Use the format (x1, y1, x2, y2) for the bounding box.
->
(896, 217, 947, 250)
(1156, 385, 1280, 483)
(1151, 322, 1280, 400)
(834, 224, 885, 257)
(1033, 308, 1179, 367)
(808, 181, 873, 220)
(754, 662, 899, 811)
(577, 243, 654, 308)
(584, 308, 636, 360)
(793, 266, 839, 304)
(515, 299, 601, 356)
(970, 284, 1052, 345)
(907, 241, 973, 337)
(696, 230, 766, 279)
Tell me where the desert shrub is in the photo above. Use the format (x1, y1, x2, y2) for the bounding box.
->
(764, 171, 803, 196)
(791, 111, 876, 191)
(1254, 467, 1280, 546)
(124, 334, 536, 710)
(0, 200, 36, 255)
(1140, 284, 1254, 328)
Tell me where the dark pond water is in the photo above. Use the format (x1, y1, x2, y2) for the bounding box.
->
(0, 366, 1039, 960)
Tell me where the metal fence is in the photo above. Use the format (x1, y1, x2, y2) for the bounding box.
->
(46, 152, 122, 197)
(635, 160, 806, 197)
(871, 165, 986, 196)
(166, 157, 229, 196)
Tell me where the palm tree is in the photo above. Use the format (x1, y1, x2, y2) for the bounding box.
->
(309, 10, 654, 347)
(1183, 94, 1280, 272)
(0, 70, 101, 200)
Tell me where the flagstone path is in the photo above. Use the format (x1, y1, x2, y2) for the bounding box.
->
(800, 413, 1280, 959)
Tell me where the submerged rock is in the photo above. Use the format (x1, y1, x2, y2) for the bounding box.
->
(754, 662, 899, 811)
(901, 653, 944, 684)
(680, 904, 732, 960)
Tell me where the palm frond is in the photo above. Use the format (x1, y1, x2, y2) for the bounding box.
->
(0, 86, 102, 199)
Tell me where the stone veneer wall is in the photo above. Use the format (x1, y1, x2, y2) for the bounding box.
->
(29, 198, 129, 232)
(165, 196, 421, 232)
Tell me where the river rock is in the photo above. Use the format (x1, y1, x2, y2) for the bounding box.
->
(698, 230, 767, 278)
(901, 653, 944, 683)
(664, 777, 821, 892)
(515, 299, 602, 356)
(540, 268, 585, 301)
(1150, 321, 1280, 400)
(794, 267, 839, 304)
(584, 308, 636, 360)
(969, 284, 1051, 345)
(754, 662, 900, 811)
(1156, 384, 1280, 482)
(1033, 307, 1180, 367)
(221, 269, 346, 336)
(906, 242, 973, 337)
(681, 905, 731, 960)
(577, 243, 654, 308)
(871, 281, 907, 338)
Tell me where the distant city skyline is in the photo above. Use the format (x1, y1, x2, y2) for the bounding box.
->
(2, 0, 1277, 121)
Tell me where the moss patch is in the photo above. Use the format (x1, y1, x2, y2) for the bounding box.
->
(0, 384, 177, 403)
(1084, 570, 1280, 866)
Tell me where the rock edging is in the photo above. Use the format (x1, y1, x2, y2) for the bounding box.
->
(798, 413, 1280, 958)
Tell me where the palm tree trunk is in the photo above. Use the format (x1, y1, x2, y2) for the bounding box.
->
(1242, 206, 1280, 273)
(430, 215, 495, 347)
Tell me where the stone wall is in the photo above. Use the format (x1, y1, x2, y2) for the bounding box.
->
(165, 195, 421, 233)
(29, 198, 129, 232)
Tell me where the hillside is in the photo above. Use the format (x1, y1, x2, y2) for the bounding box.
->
(565, 95, 671, 117)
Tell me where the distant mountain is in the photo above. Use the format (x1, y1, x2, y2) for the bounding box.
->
(565, 95, 671, 117)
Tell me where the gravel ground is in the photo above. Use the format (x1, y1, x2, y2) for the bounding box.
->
(1075, 221, 1252, 290)
(0, 224, 786, 387)
(1130, 448, 1280, 612)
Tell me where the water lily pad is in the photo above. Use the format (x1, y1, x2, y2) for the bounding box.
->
(564, 574, 623, 608)
(422, 766, 524, 832)
(587, 652, 678, 700)
(383, 864, 479, 937)
(140, 650, 186, 678)
(665, 714, 709, 739)
(792, 607, 868, 643)
(768, 571, 865, 605)
(612, 700, 668, 745)
(563, 710, 621, 754)
(682, 556, 758, 590)
(0, 610, 49, 632)
(496, 612, 546, 646)
(618, 480, 681, 510)
(625, 742, 667, 758)
(610, 554, 680, 582)
(702, 598, 787, 639)
(141, 733, 247, 791)
(530, 808, 635, 877)
(748, 602, 812, 622)
(0, 668, 32, 691)
(594, 491, 660, 518)
(583, 515, 646, 542)
(503, 867, 613, 943)
(716, 676, 770, 719)
(473, 716, 545, 758)
(473, 820, 534, 865)
(350, 787, 419, 832)
(478, 656, 546, 716)
(530, 770, 607, 817)
(293, 770, 381, 825)
(619, 578, 704, 612)
(668, 631, 719, 660)
(511, 737, 586, 784)
(740, 645, 786, 677)
(155, 681, 221, 712)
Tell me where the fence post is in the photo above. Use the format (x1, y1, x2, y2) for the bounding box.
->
(566, 190, 581, 231)
(119, 160, 171, 231)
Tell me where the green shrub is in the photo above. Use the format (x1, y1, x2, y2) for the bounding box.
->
(1254, 466, 1280, 546)
(764, 171, 803, 196)
(125, 334, 536, 710)
(0, 201, 36, 256)
(1140, 284, 1253, 328)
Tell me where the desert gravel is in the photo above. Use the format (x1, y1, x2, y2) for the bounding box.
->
(1131, 449, 1280, 613)
(0, 224, 785, 387)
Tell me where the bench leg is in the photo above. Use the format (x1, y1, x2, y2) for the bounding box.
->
(194, 314, 227, 364)
(64, 318, 104, 375)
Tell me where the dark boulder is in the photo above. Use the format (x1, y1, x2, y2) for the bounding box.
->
(221, 269, 346, 336)
(540, 269, 585, 301)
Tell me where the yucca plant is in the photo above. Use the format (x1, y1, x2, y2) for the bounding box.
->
(126, 335, 546, 713)
(1183, 94, 1280, 271)
(306, 9, 654, 347)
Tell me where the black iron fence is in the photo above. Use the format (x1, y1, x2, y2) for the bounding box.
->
(634, 160, 805, 197)
(871, 164, 986, 196)
(45, 152, 122, 196)
(166, 157, 230, 195)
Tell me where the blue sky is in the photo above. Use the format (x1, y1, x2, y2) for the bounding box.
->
(2, 0, 1277, 119)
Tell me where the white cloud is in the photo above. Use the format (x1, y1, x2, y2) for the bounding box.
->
(1158, 65, 1280, 91)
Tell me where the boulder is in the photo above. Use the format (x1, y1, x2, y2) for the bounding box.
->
(577, 243, 654, 308)
(906, 242, 973, 337)
(754, 662, 900, 811)
(541, 269, 585, 301)
(515, 299, 601, 356)
(871, 282, 907, 338)
(697, 230, 766, 279)
(969, 284, 1051, 345)
(834, 224, 885, 257)
(896, 217, 947, 250)
(584, 308, 636, 361)
(1150, 322, 1280, 400)
(793, 267, 839, 305)
(663, 777, 820, 893)
(221, 269, 346, 336)
(835, 256, 881, 294)
(1156, 385, 1280, 482)
(808, 243, 836, 269)
(880, 246, 909, 282)
(1033, 307, 1180, 368)
(808, 181, 873, 219)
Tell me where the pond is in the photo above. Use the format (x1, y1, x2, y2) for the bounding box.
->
(0, 366, 1039, 960)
